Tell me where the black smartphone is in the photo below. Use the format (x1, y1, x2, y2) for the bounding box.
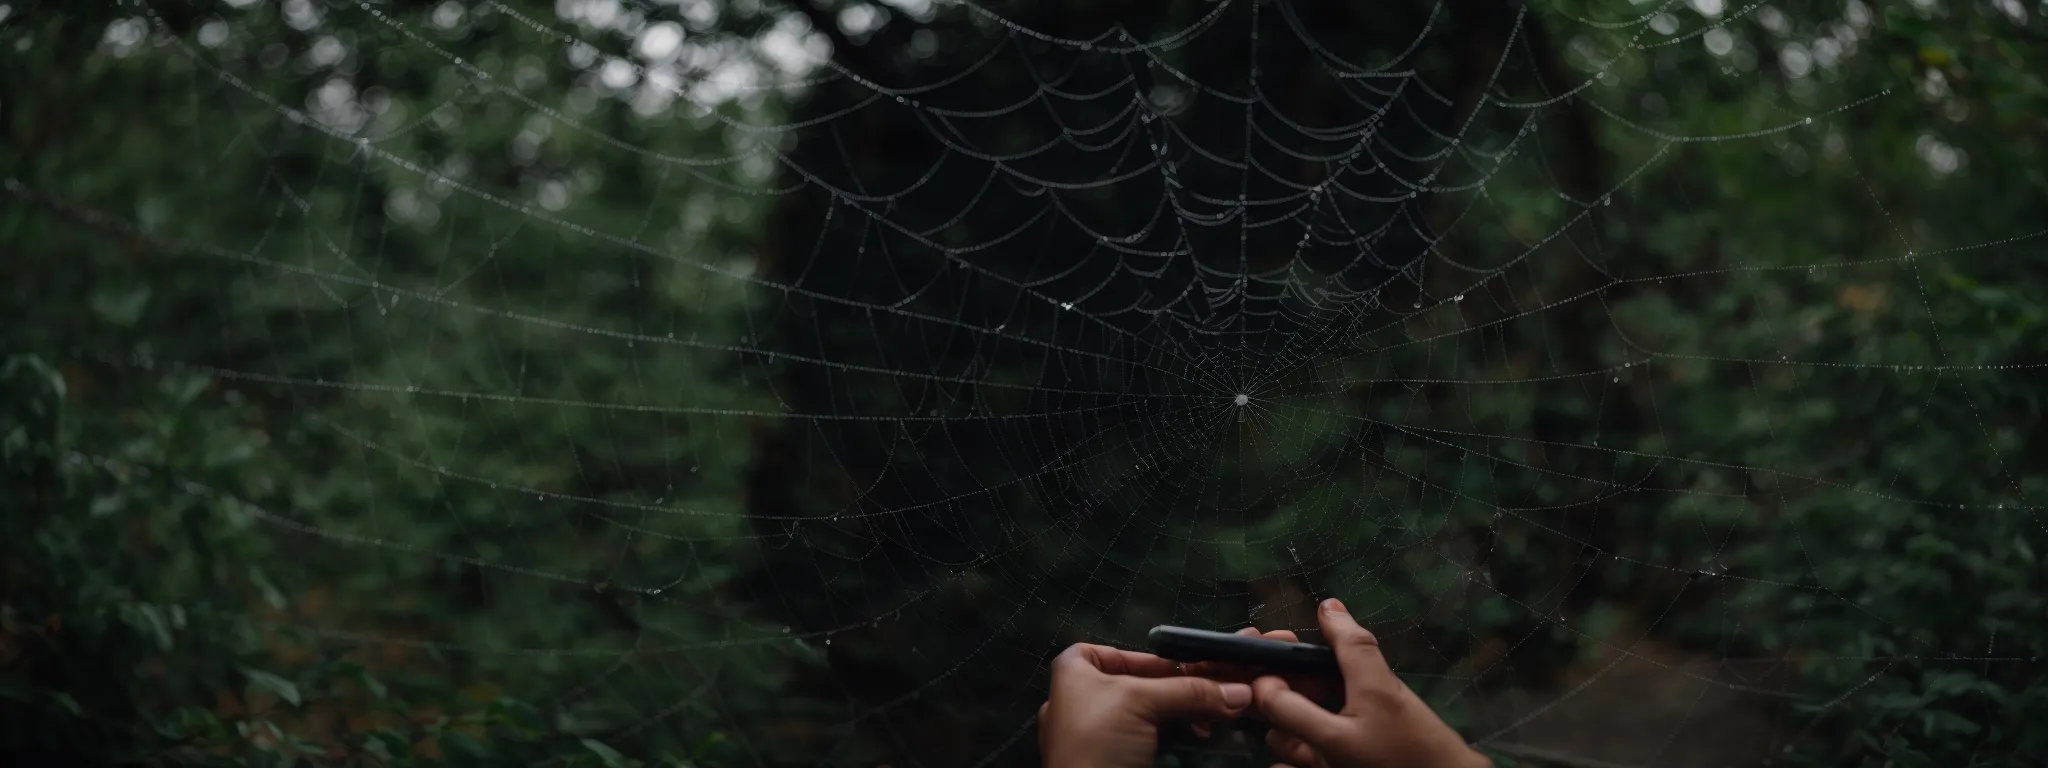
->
(1148, 625, 1342, 678)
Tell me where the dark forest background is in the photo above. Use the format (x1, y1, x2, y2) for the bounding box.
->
(5, 0, 2047, 766)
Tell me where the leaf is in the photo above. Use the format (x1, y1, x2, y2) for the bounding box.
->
(340, 662, 387, 700)
(120, 603, 174, 651)
(582, 738, 630, 768)
(365, 730, 409, 760)
(50, 692, 84, 716)
(88, 285, 150, 327)
(242, 669, 302, 707)
(442, 729, 490, 758)
(247, 566, 287, 611)
(691, 730, 727, 753)
(488, 697, 545, 732)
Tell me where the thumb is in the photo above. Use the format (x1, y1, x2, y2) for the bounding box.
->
(1125, 676, 1254, 721)
(1317, 598, 1394, 690)
(1251, 675, 1348, 748)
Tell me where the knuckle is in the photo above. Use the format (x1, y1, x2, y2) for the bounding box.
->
(1335, 630, 1387, 668)
(1337, 625, 1380, 647)
(1051, 643, 1092, 673)
(1252, 691, 1287, 717)
(1068, 641, 1109, 659)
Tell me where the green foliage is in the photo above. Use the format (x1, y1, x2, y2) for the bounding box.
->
(5, 0, 2046, 766)
(4, 0, 791, 763)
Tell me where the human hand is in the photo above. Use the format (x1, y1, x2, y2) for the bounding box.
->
(1178, 626, 1334, 739)
(1037, 642, 1254, 767)
(1251, 599, 1490, 768)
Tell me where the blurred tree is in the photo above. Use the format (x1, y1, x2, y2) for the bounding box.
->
(6, 0, 800, 763)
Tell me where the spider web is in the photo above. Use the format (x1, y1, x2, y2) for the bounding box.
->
(27, 0, 2048, 764)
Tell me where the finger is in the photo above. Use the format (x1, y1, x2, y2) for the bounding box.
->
(1181, 627, 1268, 681)
(1051, 644, 1107, 685)
(1285, 675, 1345, 710)
(1252, 628, 1340, 702)
(1185, 628, 1322, 684)
(1190, 722, 1212, 739)
(1315, 599, 1396, 694)
(1254, 628, 1337, 698)
(1062, 643, 1183, 678)
(1184, 662, 1257, 681)
(1250, 675, 1349, 747)
(1265, 728, 1323, 768)
(1210, 626, 1335, 704)
(1126, 676, 1254, 721)
(1095, 645, 1183, 677)
(1259, 628, 1336, 702)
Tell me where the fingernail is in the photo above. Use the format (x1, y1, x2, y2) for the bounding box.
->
(1221, 682, 1252, 709)
(1322, 598, 1348, 615)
